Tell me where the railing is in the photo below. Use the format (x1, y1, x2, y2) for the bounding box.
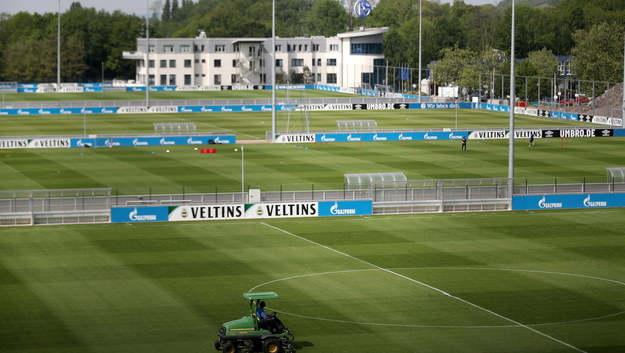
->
(2, 178, 625, 226)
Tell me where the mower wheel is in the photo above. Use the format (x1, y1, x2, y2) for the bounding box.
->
(263, 338, 282, 353)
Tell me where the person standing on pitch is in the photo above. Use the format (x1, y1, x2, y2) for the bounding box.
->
(461, 136, 467, 151)
(529, 132, 535, 147)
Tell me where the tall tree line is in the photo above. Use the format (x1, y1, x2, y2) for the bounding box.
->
(0, 0, 624, 83)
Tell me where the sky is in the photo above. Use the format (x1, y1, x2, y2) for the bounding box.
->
(1, 0, 499, 16)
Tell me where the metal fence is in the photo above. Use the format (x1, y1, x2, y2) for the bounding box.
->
(4, 178, 625, 226)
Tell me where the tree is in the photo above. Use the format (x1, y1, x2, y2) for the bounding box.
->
(526, 48, 557, 78)
(430, 46, 477, 87)
(162, 0, 171, 21)
(571, 22, 624, 82)
(304, 0, 348, 37)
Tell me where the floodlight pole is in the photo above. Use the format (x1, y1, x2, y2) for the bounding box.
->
(508, 0, 515, 182)
(271, 0, 276, 142)
(57, 0, 61, 90)
(145, 0, 150, 107)
(622, 32, 625, 127)
(418, 0, 422, 103)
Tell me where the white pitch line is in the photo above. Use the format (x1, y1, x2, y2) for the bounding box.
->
(260, 222, 588, 353)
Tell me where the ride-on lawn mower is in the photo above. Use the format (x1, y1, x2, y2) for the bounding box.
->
(215, 292, 296, 353)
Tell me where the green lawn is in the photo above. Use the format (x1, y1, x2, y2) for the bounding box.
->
(1, 137, 624, 194)
(0, 109, 597, 139)
(1, 210, 624, 353)
(0, 89, 356, 102)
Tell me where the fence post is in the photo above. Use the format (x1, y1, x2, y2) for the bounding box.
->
(554, 178, 557, 194)
(311, 184, 314, 201)
(582, 177, 585, 193)
(280, 184, 283, 202)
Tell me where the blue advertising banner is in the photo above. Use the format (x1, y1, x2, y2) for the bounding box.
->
(0, 107, 118, 116)
(318, 200, 373, 216)
(111, 207, 170, 223)
(83, 87, 103, 92)
(315, 131, 467, 143)
(177, 105, 295, 113)
(614, 129, 625, 137)
(410, 103, 471, 110)
(17, 88, 37, 93)
(70, 135, 235, 148)
(512, 193, 625, 211)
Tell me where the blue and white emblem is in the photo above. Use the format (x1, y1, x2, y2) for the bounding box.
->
(354, 0, 372, 18)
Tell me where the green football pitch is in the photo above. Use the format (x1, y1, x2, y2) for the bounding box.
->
(1, 210, 625, 353)
(1, 99, 625, 352)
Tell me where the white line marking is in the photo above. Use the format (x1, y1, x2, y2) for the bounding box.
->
(249, 267, 625, 328)
(260, 222, 588, 353)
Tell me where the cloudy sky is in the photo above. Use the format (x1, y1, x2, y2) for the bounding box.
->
(1, 0, 498, 16)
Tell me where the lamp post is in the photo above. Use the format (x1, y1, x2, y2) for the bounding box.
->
(508, 0, 516, 186)
(57, 0, 61, 90)
(271, 0, 276, 142)
(418, 0, 422, 103)
(145, 0, 150, 107)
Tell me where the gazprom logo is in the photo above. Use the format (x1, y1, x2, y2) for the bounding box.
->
(538, 196, 562, 209)
(583, 194, 607, 207)
(261, 105, 272, 111)
(320, 135, 335, 142)
(187, 137, 202, 144)
(242, 106, 253, 112)
(160, 138, 175, 145)
(221, 106, 232, 112)
(105, 139, 113, 147)
(180, 107, 193, 113)
(347, 134, 361, 142)
(449, 133, 463, 140)
(133, 138, 147, 146)
(128, 208, 157, 221)
(399, 133, 412, 141)
(373, 134, 387, 141)
(330, 202, 356, 215)
(424, 133, 437, 140)
(201, 106, 213, 112)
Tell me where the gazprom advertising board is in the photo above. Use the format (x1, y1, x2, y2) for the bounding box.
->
(70, 135, 235, 148)
(313, 131, 466, 143)
(111, 207, 169, 223)
(512, 194, 625, 211)
(112, 200, 372, 223)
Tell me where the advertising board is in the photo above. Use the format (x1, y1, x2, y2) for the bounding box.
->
(512, 193, 625, 211)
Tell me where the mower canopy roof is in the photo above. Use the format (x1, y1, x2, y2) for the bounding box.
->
(243, 291, 279, 300)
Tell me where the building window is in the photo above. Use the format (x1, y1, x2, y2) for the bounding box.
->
(231, 74, 238, 83)
(169, 59, 176, 68)
(327, 58, 337, 66)
(215, 44, 225, 52)
(184, 74, 192, 85)
(148, 60, 155, 68)
(148, 75, 155, 85)
(233, 44, 240, 52)
(233, 59, 238, 67)
(164, 45, 174, 53)
(292, 58, 304, 67)
(160, 60, 167, 68)
(312, 44, 319, 52)
(148, 45, 155, 53)
(168, 74, 176, 85)
(160, 75, 167, 85)
(327, 73, 337, 84)
(312, 58, 316, 66)
(201, 59, 206, 63)
(276, 59, 283, 67)
(214, 74, 221, 85)
(351, 43, 382, 54)
(317, 73, 321, 82)
(304, 44, 308, 51)
(214, 59, 222, 68)
(329, 44, 339, 51)
(317, 58, 322, 66)
(180, 45, 190, 53)
(275, 45, 282, 52)
(195, 59, 199, 63)
(184, 59, 192, 68)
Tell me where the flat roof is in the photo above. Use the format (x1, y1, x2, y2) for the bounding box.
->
(337, 27, 388, 39)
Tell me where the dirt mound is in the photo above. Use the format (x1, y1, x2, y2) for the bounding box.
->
(578, 82, 623, 118)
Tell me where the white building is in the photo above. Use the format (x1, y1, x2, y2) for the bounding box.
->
(123, 27, 388, 88)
